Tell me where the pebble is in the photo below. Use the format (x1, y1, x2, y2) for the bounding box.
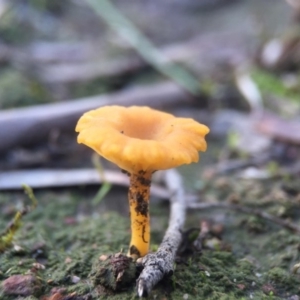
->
(1, 274, 40, 296)
(32, 262, 45, 270)
(99, 254, 108, 261)
(64, 256, 72, 264)
(71, 275, 80, 284)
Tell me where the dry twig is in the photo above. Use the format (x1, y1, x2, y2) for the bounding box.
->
(136, 169, 186, 297)
(0, 169, 169, 199)
(40, 32, 251, 84)
(0, 82, 191, 153)
(188, 202, 300, 234)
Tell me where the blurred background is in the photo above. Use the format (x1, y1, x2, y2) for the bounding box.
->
(0, 0, 299, 175)
(0, 0, 299, 170)
(1, 0, 300, 299)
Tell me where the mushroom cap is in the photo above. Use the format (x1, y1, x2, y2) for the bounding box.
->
(76, 106, 209, 173)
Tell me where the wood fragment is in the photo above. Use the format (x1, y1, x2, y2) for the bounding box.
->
(40, 56, 144, 83)
(188, 202, 300, 234)
(40, 32, 253, 84)
(211, 154, 270, 175)
(0, 169, 170, 199)
(136, 169, 186, 297)
(193, 220, 211, 252)
(255, 111, 300, 145)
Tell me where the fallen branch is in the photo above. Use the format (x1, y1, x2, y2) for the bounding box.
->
(188, 202, 300, 234)
(255, 111, 300, 145)
(136, 169, 186, 297)
(41, 56, 144, 83)
(0, 169, 169, 199)
(211, 154, 270, 175)
(40, 32, 251, 84)
(0, 81, 191, 153)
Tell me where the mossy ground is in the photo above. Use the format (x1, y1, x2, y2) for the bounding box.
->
(0, 174, 300, 299)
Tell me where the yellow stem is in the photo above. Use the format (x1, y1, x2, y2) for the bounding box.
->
(128, 171, 152, 259)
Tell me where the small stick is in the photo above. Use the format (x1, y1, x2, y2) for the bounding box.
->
(188, 202, 300, 234)
(0, 169, 170, 200)
(193, 220, 211, 252)
(136, 169, 186, 297)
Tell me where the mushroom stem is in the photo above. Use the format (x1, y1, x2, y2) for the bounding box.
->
(128, 171, 152, 259)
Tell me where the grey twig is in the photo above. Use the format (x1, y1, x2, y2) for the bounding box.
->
(188, 202, 300, 234)
(0, 81, 188, 154)
(136, 169, 186, 297)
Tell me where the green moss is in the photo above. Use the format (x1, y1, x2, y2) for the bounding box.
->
(170, 250, 258, 299)
(65, 282, 92, 295)
(1, 175, 300, 299)
(266, 267, 300, 294)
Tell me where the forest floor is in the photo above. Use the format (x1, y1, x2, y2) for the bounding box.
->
(1, 166, 300, 299)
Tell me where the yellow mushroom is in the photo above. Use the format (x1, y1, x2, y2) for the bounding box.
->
(75, 106, 209, 259)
